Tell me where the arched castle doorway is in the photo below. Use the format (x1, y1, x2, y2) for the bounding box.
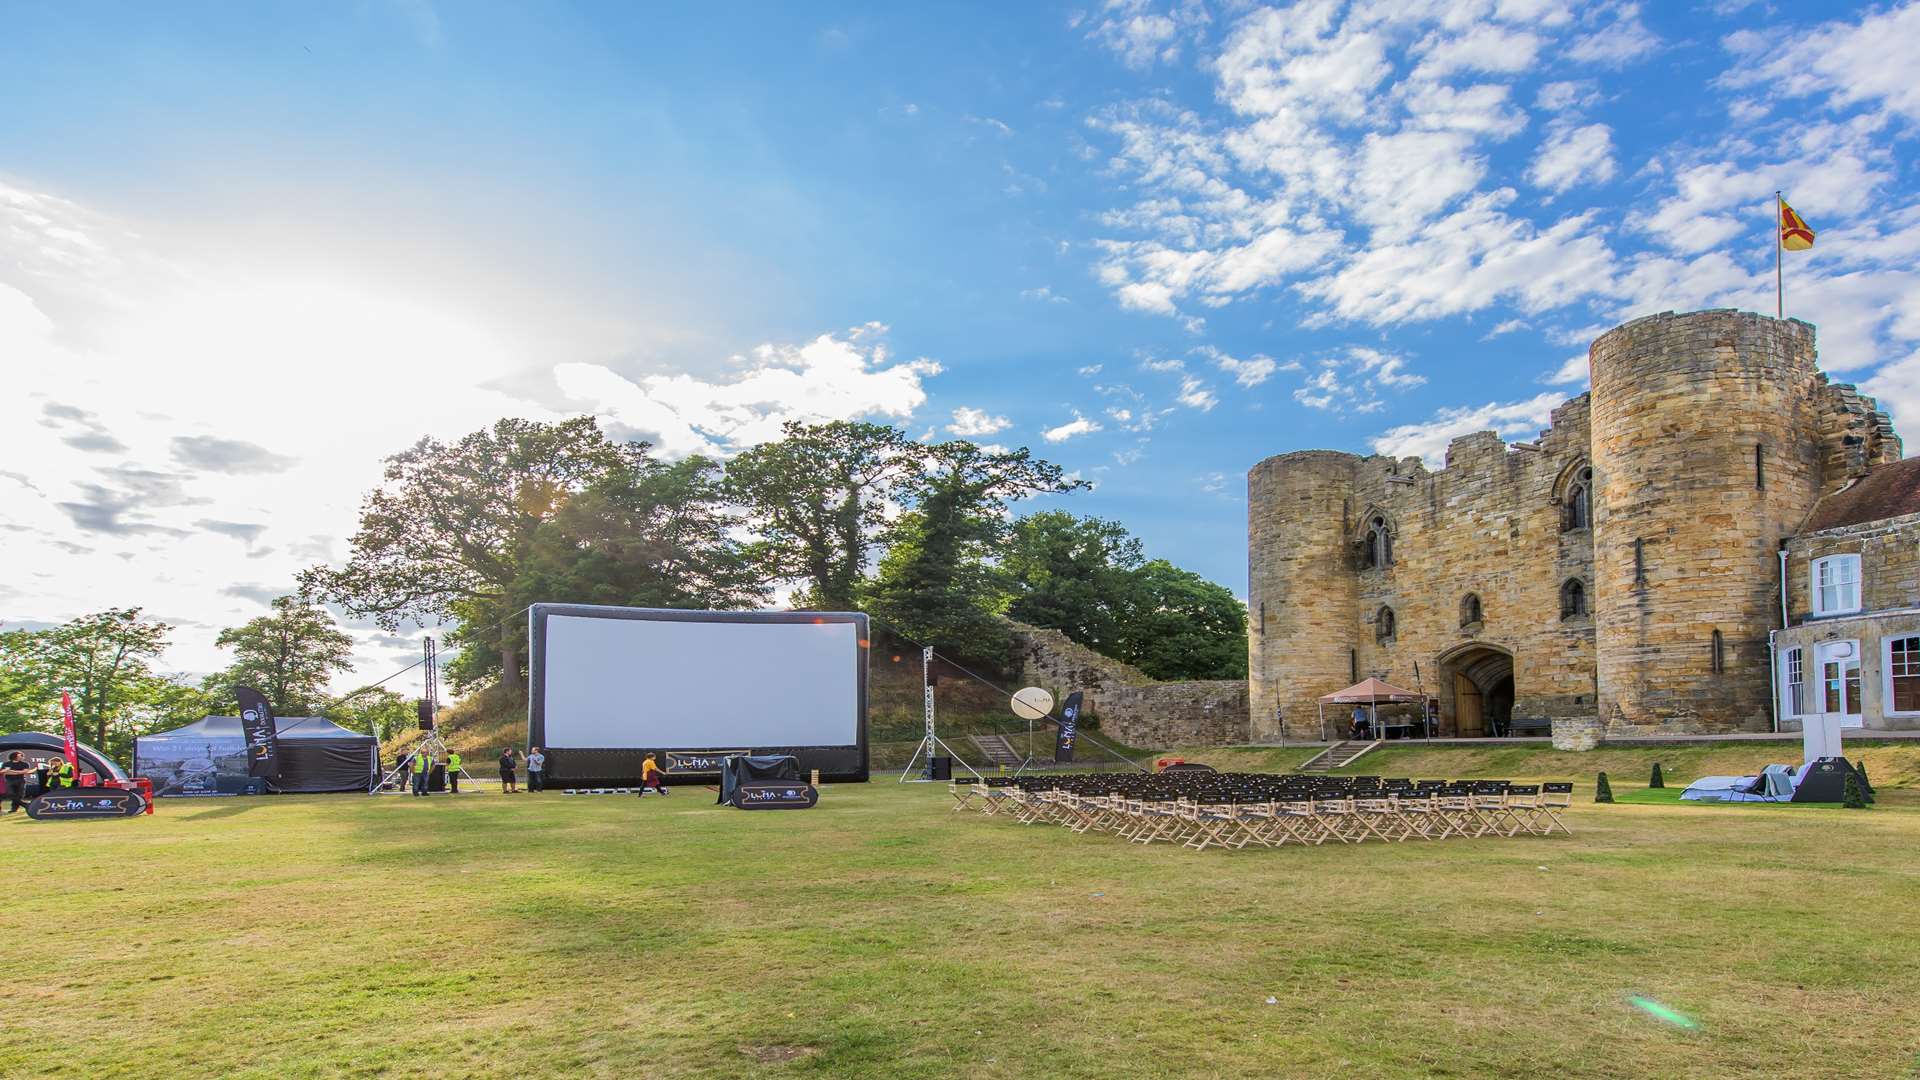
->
(1439, 643, 1514, 737)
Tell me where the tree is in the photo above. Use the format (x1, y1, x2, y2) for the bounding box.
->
(1003, 511, 1144, 655)
(1595, 771, 1614, 803)
(1649, 762, 1665, 789)
(443, 455, 770, 691)
(864, 440, 1085, 666)
(0, 608, 173, 750)
(299, 416, 645, 685)
(724, 421, 923, 610)
(0, 611, 207, 766)
(206, 596, 355, 716)
(1110, 560, 1249, 680)
(327, 687, 416, 742)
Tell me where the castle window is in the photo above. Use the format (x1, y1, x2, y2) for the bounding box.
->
(1362, 515, 1393, 569)
(1781, 647, 1806, 717)
(1711, 629, 1725, 673)
(1811, 554, 1861, 616)
(1375, 605, 1396, 643)
(1886, 637, 1920, 713)
(1754, 444, 1766, 490)
(1560, 579, 1587, 619)
(1460, 593, 1482, 627)
(1563, 467, 1593, 531)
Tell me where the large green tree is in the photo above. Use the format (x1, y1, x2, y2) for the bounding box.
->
(325, 686, 416, 742)
(1114, 560, 1249, 681)
(299, 416, 645, 685)
(205, 596, 355, 716)
(723, 421, 922, 610)
(863, 441, 1085, 666)
(1002, 511, 1143, 655)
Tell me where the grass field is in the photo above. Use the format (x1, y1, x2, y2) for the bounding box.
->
(5, 753, 1919, 1079)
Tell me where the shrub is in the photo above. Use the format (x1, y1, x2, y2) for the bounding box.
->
(1856, 760, 1874, 801)
(1842, 771, 1867, 810)
(1595, 771, 1614, 804)
(1649, 762, 1665, 789)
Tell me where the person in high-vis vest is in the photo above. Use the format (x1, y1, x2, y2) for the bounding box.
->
(446, 750, 462, 794)
(50, 758, 76, 790)
(412, 750, 432, 796)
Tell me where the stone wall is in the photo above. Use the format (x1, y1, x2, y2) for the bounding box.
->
(1011, 622, 1249, 749)
(1099, 681, 1250, 748)
(1248, 398, 1598, 741)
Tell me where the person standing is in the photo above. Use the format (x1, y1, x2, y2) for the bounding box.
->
(498, 748, 517, 793)
(526, 747, 545, 793)
(2, 751, 30, 813)
(412, 749, 432, 796)
(446, 749, 462, 794)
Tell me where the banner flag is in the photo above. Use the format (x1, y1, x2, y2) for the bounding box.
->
(1055, 691, 1082, 764)
(60, 691, 78, 767)
(235, 686, 281, 778)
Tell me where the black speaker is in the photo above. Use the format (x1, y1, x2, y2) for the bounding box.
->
(929, 756, 952, 781)
(417, 700, 434, 731)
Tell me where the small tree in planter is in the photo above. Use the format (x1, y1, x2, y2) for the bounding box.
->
(1842, 771, 1868, 810)
(1855, 760, 1874, 801)
(1595, 771, 1614, 804)
(1649, 762, 1665, 789)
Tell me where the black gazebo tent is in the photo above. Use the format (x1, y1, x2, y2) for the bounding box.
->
(134, 716, 378, 796)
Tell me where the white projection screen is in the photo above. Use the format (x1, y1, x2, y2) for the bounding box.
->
(527, 604, 869, 784)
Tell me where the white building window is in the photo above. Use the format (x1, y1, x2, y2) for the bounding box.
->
(1811, 554, 1861, 616)
(1780, 647, 1805, 717)
(1887, 636, 1920, 714)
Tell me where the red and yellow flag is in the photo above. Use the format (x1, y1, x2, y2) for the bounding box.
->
(1780, 199, 1815, 251)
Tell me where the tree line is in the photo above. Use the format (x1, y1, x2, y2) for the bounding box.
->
(298, 416, 1246, 688)
(3, 415, 1247, 764)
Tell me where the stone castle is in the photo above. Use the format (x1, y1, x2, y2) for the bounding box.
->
(1247, 309, 1903, 743)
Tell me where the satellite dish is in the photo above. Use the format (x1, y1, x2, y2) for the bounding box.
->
(1011, 686, 1054, 721)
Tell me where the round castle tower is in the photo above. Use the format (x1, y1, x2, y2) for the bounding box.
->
(1247, 450, 1360, 741)
(1588, 310, 1825, 731)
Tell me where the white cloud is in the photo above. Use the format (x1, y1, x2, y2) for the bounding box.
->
(1021, 285, 1070, 303)
(1201, 346, 1282, 387)
(1564, 3, 1660, 67)
(1370, 391, 1566, 466)
(947, 406, 1011, 436)
(555, 325, 940, 458)
(1352, 347, 1426, 389)
(1411, 25, 1542, 81)
(1528, 121, 1616, 195)
(1723, 2, 1920, 124)
(1542, 352, 1591, 386)
(1077, 363, 1104, 376)
(1176, 376, 1217, 410)
(1042, 411, 1104, 441)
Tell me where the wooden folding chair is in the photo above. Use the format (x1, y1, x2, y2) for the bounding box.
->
(949, 778, 980, 812)
(1535, 782, 1574, 835)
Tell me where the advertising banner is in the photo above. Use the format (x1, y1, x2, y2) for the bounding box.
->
(235, 686, 280, 778)
(1054, 691, 1082, 764)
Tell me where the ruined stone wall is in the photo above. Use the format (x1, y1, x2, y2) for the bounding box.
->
(1589, 310, 1827, 734)
(1099, 681, 1250, 748)
(1012, 623, 1249, 748)
(1248, 404, 1597, 741)
(1817, 381, 1903, 493)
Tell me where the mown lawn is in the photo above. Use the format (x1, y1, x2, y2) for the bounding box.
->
(4, 760, 1918, 1079)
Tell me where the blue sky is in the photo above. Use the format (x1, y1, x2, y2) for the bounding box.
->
(5, 0, 1920, 681)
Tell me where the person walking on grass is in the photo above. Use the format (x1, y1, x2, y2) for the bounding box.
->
(526, 747, 545, 793)
(499, 747, 517, 793)
(446, 749, 463, 794)
(2, 751, 30, 813)
(639, 753, 667, 797)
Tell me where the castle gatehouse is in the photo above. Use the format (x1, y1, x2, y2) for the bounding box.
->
(1247, 309, 1904, 742)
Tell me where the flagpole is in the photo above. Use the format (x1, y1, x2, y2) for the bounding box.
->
(1775, 190, 1784, 320)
